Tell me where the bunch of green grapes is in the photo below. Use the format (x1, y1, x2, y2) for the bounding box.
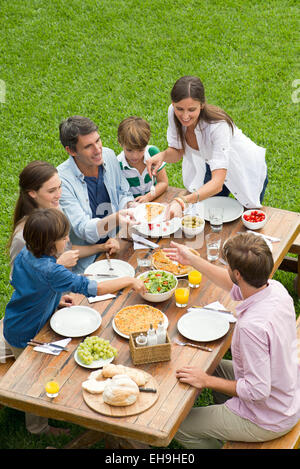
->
(77, 336, 118, 365)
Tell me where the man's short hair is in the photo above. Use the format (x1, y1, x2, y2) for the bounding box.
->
(117, 116, 151, 150)
(59, 116, 98, 152)
(23, 208, 70, 258)
(222, 232, 274, 288)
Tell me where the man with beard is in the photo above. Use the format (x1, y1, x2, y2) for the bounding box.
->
(164, 233, 300, 449)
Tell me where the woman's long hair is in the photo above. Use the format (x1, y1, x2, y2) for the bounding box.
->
(170, 76, 234, 149)
(10, 161, 58, 243)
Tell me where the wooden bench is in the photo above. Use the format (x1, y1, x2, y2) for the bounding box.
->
(280, 233, 300, 296)
(223, 315, 300, 450)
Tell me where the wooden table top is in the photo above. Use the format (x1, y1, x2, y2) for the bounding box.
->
(0, 187, 299, 447)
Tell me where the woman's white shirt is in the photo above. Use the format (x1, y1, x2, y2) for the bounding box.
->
(167, 104, 267, 208)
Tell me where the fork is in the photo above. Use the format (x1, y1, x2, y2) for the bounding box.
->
(150, 175, 155, 196)
(173, 338, 212, 352)
(106, 252, 114, 271)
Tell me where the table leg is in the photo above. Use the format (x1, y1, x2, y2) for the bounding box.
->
(62, 429, 151, 449)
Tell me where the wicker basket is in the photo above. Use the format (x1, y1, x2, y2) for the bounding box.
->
(129, 331, 171, 365)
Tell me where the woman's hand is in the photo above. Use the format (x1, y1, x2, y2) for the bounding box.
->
(57, 249, 79, 268)
(146, 152, 165, 177)
(163, 201, 183, 220)
(163, 241, 194, 266)
(59, 294, 74, 308)
(104, 238, 120, 255)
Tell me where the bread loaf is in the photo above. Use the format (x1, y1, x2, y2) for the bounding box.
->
(102, 374, 139, 406)
(102, 363, 148, 386)
(82, 378, 111, 394)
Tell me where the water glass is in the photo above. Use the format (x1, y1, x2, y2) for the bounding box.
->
(205, 233, 221, 262)
(175, 279, 190, 308)
(136, 250, 152, 272)
(209, 207, 224, 232)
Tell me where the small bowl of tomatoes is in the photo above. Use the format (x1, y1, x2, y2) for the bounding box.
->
(242, 210, 267, 230)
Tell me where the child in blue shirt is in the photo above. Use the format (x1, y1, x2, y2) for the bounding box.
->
(117, 116, 168, 202)
(4, 208, 145, 353)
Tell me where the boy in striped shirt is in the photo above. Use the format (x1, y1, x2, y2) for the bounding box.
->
(117, 116, 168, 202)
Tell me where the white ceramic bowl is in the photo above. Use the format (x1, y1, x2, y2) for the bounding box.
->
(137, 270, 178, 302)
(181, 216, 205, 237)
(242, 210, 267, 230)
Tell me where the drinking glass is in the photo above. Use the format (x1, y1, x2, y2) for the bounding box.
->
(188, 270, 202, 288)
(209, 207, 224, 232)
(205, 233, 221, 262)
(136, 249, 152, 273)
(175, 279, 190, 307)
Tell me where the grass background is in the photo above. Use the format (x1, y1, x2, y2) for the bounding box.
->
(0, 0, 299, 449)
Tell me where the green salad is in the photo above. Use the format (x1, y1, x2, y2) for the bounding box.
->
(142, 270, 176, 294)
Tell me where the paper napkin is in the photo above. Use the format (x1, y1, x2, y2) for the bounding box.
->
(33, 338, 72, 355)
(131, 232, 159, 250)
(88, 293, 116, 303)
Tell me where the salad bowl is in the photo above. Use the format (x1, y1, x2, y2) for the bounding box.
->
(137, 270, 178, 302)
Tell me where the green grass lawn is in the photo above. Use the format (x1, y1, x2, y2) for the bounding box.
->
(0, 0, 299, 449)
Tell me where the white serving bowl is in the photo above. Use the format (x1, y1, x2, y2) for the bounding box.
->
(137, 270, 178, 302)
(241, 210, 267, 230)
(181, 215, 205, 237)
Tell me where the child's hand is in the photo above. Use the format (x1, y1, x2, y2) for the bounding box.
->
(59, 295, 74, 308)
(135, 193, 154, 203)
(57, 249, 79, 268)
(131, 278, 147, 294)
(105, 238, 120, 255)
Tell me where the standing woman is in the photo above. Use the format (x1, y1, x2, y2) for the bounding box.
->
(147, 76, 268, 218)
(9, 160, 120, 273)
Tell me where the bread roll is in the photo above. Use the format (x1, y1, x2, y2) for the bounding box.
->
(102, 363, 148, 386)
(102, 374, 139, 406)
(88, 369, 103, 381)
(82, 378, 111, 394)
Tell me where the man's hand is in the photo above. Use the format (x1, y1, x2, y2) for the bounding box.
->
(176, 365, 209, 390)
(104, 238, 120, 255)
(164, 241, 194, 266)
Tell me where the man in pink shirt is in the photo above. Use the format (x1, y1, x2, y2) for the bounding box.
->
(165, 233, 300, 449)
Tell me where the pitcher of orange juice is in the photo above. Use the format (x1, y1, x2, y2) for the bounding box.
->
(175, 279, 190, 308)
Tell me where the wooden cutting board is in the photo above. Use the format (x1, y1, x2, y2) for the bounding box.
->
(82, 372, 159, 417)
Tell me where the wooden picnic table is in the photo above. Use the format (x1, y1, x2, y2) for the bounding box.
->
(0, 187, 299, 449)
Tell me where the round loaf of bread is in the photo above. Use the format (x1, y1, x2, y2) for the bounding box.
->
(102, 374, 139, 406)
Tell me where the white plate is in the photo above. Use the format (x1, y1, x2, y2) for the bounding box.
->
(177, 311, 229, 342)
(204, 197, 243, 223)
(112, 312, 169, 339)
(74, 349, 114, 369)
(134, 217, 182, 238)
(84, 259, 135, 279)
(133, 202, 166, 223)
(50, 306, 102, 337)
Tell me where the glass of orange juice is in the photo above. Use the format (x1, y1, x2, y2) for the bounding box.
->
(42, 367, 60, 398)
(188, 270, 202, 288)
(175, 279, 190, 308)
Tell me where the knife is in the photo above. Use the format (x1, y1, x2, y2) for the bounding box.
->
(139, 388, 157, 393)
(83, 273, 119, 278)
(27, 340, 68, 351)
(190, 305, 233, 317)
